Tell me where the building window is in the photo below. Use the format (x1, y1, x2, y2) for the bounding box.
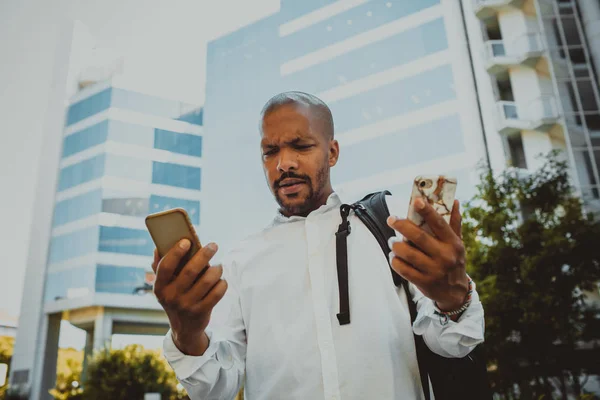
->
(154, 129, 203, 157)
(333, 115, 464, 183)
(53, 189, 103, 226)
(48, 227, 99, 263)
(152, 162, 201, 190)
(101, 197, 149, 217)
(96, 265, 147, 295)
(45, 266, 95, 303)
(98, 226, 154, 256)
(57, 154, 106, 192)
(66, 88, 112, 126)
(62, 120, 109, 158)
(507, 134, 527, 169)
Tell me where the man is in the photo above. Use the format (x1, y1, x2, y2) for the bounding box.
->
(153, 92, 484, 399)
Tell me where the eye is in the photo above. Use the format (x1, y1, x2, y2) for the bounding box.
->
(295, 144, 313, 150)
(262, 148, 278, 157)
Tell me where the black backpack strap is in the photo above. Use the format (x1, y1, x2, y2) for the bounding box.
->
(351, 191, 431, 400)
(335, 204, 352, 325)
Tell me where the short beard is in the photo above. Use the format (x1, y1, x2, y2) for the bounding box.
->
(274, 166, 328, 217)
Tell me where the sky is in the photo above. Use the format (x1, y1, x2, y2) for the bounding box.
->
(0, 0, 279, 346)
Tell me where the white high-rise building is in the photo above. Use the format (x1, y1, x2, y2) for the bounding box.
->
(466, 0, 600, 210)
(9, 22, 203, 400)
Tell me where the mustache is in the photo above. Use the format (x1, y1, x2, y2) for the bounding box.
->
(274, 172, 311, 188)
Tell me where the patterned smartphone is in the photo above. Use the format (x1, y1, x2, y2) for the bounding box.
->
(407, 175, 457, 236)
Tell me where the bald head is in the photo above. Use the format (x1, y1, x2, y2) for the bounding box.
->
(259, 91, 334, 140)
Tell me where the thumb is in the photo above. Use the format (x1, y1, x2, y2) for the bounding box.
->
(151, 248, 160, 273)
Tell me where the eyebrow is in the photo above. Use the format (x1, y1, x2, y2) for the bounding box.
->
(261, 136, 313, 148)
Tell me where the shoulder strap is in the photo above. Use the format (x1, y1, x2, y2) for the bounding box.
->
(351, 191, 431, 400)
(352, 191, 405, 288)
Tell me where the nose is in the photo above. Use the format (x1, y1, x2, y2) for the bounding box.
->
(277, 149, 298, 173)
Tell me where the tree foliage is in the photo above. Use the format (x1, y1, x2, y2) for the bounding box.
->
(49, 348, 83, 400)
(80, 344, 187, 400)
(462, 152, 600, 399)
(0, 336, 14, 400)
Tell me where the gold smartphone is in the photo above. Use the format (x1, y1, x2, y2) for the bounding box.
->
(145, 208, 202, 275)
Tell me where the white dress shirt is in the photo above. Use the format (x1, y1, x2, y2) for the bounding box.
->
(163, 192, 485, 400)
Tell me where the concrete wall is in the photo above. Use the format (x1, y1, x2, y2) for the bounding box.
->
(9, 21, 96, 400)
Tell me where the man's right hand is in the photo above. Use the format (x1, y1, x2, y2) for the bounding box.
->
(151, 239, 228, 356)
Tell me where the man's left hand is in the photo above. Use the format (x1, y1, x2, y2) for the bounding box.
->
(387, 198, 469, 312)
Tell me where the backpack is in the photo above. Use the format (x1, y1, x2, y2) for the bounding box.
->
(334, 190, 492, 400)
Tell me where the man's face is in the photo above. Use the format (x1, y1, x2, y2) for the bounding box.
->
(260, 104, 339, 217)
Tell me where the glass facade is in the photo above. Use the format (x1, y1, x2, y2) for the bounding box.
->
(45, 85, 203, 305)
(200, 0, 487, 253)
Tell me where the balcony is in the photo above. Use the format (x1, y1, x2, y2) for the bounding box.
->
(484, 33, 545, 74)
(495, 97, 560, 135)
(473, 0, 525, 19)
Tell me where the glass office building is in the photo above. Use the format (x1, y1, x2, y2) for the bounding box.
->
(45, 81, 203, 304)
(201, 0, 487, 252)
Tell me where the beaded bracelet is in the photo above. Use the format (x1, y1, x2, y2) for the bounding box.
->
(435, 276, 473, 318)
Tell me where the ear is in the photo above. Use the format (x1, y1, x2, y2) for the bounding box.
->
(329, 139, 340, 167)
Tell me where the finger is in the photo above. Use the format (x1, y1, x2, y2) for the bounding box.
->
(155, 239, 191, 292)
(151, 248, 159, 274)
(412, 197, 456, 243)
(389, 239, 435, 274)
(183, 265, 223, 301)
(387, 218, 439, 256)
(389, 253, 428, 288)
(171, 243, 219, 293)
(193, 279, 228, 313)
(449, 200, 462, 239)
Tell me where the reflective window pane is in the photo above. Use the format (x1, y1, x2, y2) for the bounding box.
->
(282, 18, 448, 94)
(53, 189, 102, 226)
(329, 64, 456, 133)
(152, 162, 201, 190)
(96, 265, 147, 295)
(66, 88, 112, 126)
(98, 226, 154, 256)
(45, 266, 95, 302)
(48, 227, 99, 263)
(332, 115, 465, 184)
(62, 121, 109, 158)
(57, 155, 105, 192)
(154, 129, 203, 157)
(102, 197, 150, 217)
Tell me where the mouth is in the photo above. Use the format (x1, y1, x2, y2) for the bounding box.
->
(277, 179, 306, 195)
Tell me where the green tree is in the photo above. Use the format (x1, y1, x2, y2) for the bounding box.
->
(81, 344, 187, 400)
(49, 348, 83, 400)
(462, 152, 600, 399)
(0, 336, 15, 400)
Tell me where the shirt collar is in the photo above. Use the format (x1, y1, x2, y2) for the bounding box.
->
(271, 191, 343, 226)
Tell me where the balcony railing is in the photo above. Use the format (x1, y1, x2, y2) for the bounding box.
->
(483, 33, 544, 74)
(496, 97, 559, 134)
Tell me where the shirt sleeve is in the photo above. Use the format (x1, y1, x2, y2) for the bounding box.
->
(409, 281, 485, 358)
(162, 256, 247, 400)
(383, 193, 485, 358)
